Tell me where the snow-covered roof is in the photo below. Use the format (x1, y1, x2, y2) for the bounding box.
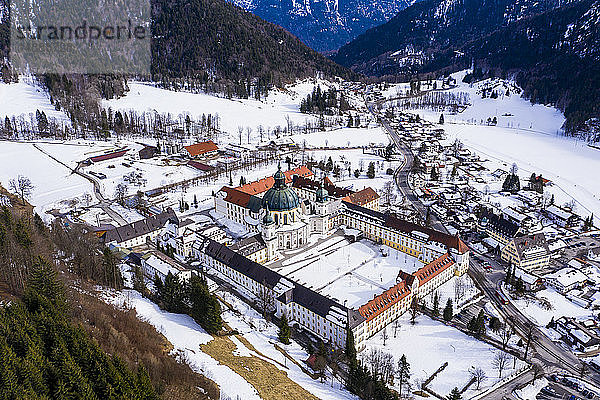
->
(143, 254, 188, 277)
(572, 329, 592, 344)
(544, 267, 588, 287)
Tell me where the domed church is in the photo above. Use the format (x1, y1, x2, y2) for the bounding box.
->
(261, 165, 310, 259)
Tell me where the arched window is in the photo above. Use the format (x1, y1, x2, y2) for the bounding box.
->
(275, 213, 279, 224)
(284, 214, 288, 225)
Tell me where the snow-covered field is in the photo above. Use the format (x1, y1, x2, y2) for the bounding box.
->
(307, 149, 400, 193)
(444, 123, 600, 222)
(219, 291, 358, 400)
(290, 126, 390, 148)
(0, 141, 92, 214)
(103, 79, 327, 137)
(0, 77, 70, 123)
(511, 287, 594, 327)
(397, 70, 600, 224)
(363, 314, 525, 398)
(277, 236, 422, 309)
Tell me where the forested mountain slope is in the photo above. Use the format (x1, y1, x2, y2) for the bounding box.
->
(333, 0, 600, 133)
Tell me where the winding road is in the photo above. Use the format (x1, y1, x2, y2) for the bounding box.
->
(365, 91, 600, 398)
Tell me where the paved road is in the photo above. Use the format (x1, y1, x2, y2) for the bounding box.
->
(363, 94, 600, 397)
(32, 143, 128, 226)
(365, 101, 447, 232)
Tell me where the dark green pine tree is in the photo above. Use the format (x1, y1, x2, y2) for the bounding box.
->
(367, 162, 376, 179)
(345, 326, 357, 363)
(204, 296, 223, 335)
(448, 387, 463, 400)
(432, 292, 440, 318)
(278, 314, 291, 345)
(397, 354, 411, 398)
(476, 310, 486, 336)
(102, 248, 123, 290)
(443, 298, 453, 322)
(162, 272, 188, 314)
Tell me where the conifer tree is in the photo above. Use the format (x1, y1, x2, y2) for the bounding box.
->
(278, 314, 291, 345)
(432, 292, 440, 317)
(448, 387, 462, 400)
(443, 298, 453, 322)
(367, 162, 376, 179)
(345, 327, 357, 363)
(397, 354, 411, 398)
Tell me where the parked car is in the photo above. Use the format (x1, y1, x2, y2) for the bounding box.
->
(541, 386, 556, 396)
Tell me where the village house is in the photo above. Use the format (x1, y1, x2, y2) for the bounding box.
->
(543, 205, 580, 228)
(555, 317, 600, 353)
(544, 267, 589, 294)
(101, 208, 178, 248)
(141, 251, 193, 282)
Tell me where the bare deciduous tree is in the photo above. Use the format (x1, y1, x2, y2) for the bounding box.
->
(454, 276, 465, 303)
(492, 351, 510, 378)
(115, 183, 128, 206)
(9, 175, 34, 205)
(409, 296, 419, 325)
(470, 366, 487, 390)
(532, 363, 545, 383)
(255, 279, 275, 319)
(382, 327, 389, 346)
(500, 324, 513, 350)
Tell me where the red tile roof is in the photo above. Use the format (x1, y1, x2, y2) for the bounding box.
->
(220, 186, 252, 208)
(236, 166, 313, 195)
(414, 254, 455, 286)
(343, 187, 380, 206)
(358, 281, 411, 321)
(184, 141, 218, 157)
(187, 160, 215, 171)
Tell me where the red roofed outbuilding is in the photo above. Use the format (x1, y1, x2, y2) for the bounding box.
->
(184, 141, 219, 158)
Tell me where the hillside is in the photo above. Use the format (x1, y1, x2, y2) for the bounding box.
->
(0, 0, 356, 91)
(226, 0, 419, 51)
(333, 0, 600, 132)
(151, 0, 357, 87)
(332, 0, 569, 75)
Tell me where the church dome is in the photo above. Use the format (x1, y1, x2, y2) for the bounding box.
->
(262, 164, 300, 212)
(316, 183, 328, 203)
(262, 205, 274, 225)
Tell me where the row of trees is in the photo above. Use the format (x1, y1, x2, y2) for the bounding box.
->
(345, 329, 400, 400)
(153, 272, 223, 334)
(393, 91, 470, 113)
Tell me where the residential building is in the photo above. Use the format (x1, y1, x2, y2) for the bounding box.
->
(501, 233, 550, 271)
(101, 208, 178, 248)
(543, 205, 580, 228)
(477, 209, 521, 247)
(544, 267, 588, 293)
(141, 251, 193, 282)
